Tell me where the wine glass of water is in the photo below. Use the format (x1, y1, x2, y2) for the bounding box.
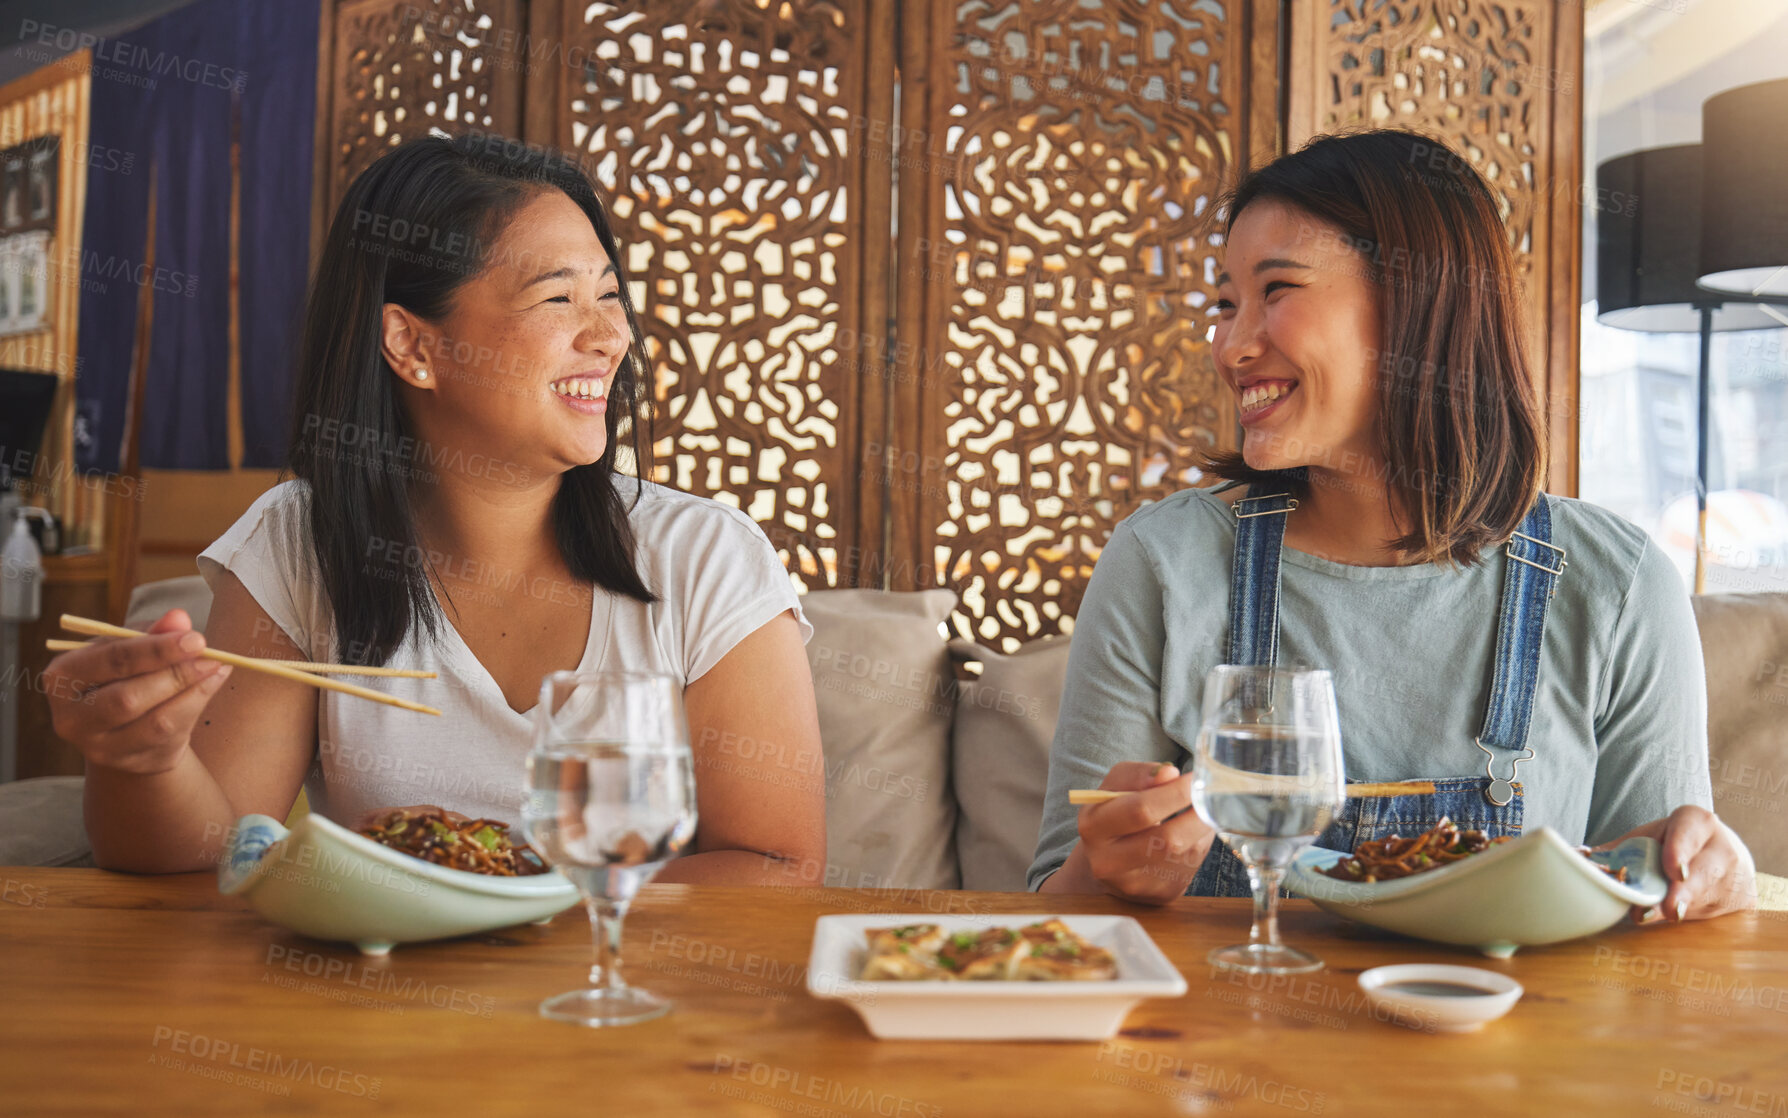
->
(522, 671, 698, 1026)
(1190, 665, 1344, 975)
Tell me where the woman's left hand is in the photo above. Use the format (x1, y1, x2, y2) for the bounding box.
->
(1603, 805, 1757, 923)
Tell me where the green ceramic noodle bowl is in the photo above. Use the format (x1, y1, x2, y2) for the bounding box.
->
(218, 813, 580, 956)
(1285, 827, 1668, 957)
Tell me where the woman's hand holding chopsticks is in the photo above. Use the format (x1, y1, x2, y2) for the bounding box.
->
(40, 609, 237, 777)
(53, 614, 440, 715)
(1040, 761, 1212, 904)
(44, 607, 443, 780)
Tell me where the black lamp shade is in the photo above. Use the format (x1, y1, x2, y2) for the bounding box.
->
(1699, 77, 1788, 299)
(1597, 145, 1778, 332)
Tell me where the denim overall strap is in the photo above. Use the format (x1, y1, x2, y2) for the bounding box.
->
(1185, 489, 1301, 898)
(1226, 492, 1299, 668)
(1474, 494, 1568, 806)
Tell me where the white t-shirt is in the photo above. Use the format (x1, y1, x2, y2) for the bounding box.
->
(197, 477, 810, 826)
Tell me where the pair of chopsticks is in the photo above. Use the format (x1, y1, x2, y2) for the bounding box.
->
(49, 614, 441, 716)
(1069, 780, 1437, 805)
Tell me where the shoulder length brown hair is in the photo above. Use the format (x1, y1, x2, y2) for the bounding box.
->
(1200, 128, 1546, 566)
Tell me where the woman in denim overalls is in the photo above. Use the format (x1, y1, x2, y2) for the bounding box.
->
(1183, 484, 1560, 898)
(1035, 130, 1756, 923)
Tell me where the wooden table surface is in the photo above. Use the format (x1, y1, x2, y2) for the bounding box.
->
(3, 868, 1786, 1117)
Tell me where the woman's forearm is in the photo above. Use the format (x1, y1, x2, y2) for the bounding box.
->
(1037, 843, 1103, 894)
(83, 749, 241, 874)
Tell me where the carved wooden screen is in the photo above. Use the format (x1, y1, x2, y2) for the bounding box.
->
(314, 0, 1583, 645)
(892, 0, 1279, 649)
(538, 0, 891, 590)
(325, 0, 525, 213)
(1287, 0, 1583, 495)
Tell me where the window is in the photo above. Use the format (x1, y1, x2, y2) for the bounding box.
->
(1579, 0, 1788, 594)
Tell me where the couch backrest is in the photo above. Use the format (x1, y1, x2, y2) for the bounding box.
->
(124, 575, 213, 634)
(801, 588, 962, 890)
(1691, 592, 1788, 877)
(947, 636, 1070, 891)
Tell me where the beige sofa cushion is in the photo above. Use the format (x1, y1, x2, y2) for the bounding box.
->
(1692, 592, 1788, 877)
(949, 636, 1071, 891)
(124, 574, 212, 633)
(803, 588, 960, 890)
(0, 777, 94, 867)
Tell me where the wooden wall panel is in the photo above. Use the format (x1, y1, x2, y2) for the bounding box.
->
(325, 0, 525, 214)
(896, 0, 1276, 649)
(1288, 0, 1583, 496)
(300, 0, 1584, 648)
(548, 0, 890, 589)
(0, 53, 96, 547)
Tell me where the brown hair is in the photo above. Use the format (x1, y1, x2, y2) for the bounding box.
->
(1200, 128, 1546, 566)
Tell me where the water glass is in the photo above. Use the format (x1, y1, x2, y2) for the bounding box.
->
(1189, 664, 1345, 975)
(522, 671, 698, 1026)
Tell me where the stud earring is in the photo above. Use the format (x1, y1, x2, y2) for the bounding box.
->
(416, 368, 429, 381)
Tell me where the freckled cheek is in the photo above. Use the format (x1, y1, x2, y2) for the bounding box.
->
(1265, 302, 1323, 359)
(486, 326, 565, 381)
(1306, 369, 1373, 427)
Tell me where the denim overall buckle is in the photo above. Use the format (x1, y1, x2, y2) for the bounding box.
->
(1234, 497, 1299, 519)
(1474, 738, 1534, 806)
(1505, 531, 1568, 596)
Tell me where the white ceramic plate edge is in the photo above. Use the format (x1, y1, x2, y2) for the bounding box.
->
(1357, 964, 1524, 1032)
(1286, 827, 1665, 909)
(805, 914, 1188, 999)
(805, 914, 1186, 1041)
(220, 812, 578, 901)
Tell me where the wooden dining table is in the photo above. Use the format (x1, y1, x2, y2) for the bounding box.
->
(3, 867, 1785, 1117)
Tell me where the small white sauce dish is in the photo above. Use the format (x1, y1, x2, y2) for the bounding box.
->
(1358, 964, 1524, 1033)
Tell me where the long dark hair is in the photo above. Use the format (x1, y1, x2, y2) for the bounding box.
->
(1201, 128, 1546, 566)
(288, 133, 656, 665)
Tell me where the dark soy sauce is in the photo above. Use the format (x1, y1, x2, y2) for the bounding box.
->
(1381, 981, 1499, 997)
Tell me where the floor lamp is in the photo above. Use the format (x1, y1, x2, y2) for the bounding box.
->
(1596, 135, 1784, 594)
(1694, 78, 1788, 594)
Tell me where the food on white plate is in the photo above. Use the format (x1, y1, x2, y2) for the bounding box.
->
(1320, 816, 1631, 885)
(860, 924, 952, 979)
(860, 920, 1118, 981)
(355, 807, 549, 877)
(1015, 919, 1119, 981)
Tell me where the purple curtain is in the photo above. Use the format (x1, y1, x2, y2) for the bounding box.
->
(139, 0, 234, 471)
(76, 0, 319, 473)
(236, 0, 319, 468)
(72, 19, 163, 474)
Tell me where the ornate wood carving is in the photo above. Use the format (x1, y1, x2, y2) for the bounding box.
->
(1290, 0, 1582, 494)
(549, 0, 882, 589)
(325, 0, 524, 212)
(1309, 1, 1547, 263)
(896, 0, 1276, 649)
(315, 0, 1578, 645)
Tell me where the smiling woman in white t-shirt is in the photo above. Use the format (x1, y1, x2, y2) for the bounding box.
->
(46, 135, 826, 884)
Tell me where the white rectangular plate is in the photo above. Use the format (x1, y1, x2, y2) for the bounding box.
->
(805, 913, 1187, 1041)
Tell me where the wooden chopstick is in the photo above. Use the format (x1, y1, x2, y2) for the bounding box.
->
(56, 615, 441, 716)
(44, 638, 436, 679)
(1069, 780, 1437, 805)
(1340, 781, 1438, 798)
